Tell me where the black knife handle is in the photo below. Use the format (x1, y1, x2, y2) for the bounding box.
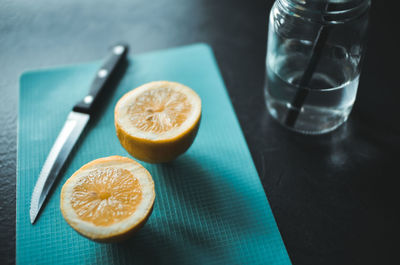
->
(73, 44, 128, 115)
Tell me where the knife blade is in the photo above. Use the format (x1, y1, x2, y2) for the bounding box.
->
(30, 44, 128, 224)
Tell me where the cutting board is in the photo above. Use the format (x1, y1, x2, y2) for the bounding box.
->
(17, 43, 291, 264)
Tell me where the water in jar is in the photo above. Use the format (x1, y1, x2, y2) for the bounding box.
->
(265, 36, 360, 134)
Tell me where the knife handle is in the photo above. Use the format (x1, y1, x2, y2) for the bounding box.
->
(73, 44, 128, 115)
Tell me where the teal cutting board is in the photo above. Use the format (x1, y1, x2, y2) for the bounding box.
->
(17, 43, 291, 265)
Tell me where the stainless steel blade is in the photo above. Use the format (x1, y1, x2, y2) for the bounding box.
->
(30, 111, 90, 224)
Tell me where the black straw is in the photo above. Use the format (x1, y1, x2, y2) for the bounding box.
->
(284, 25, 331, 127)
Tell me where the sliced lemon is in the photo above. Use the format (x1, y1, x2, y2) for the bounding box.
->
(60, 156, 155, 242)
(114, 81, 201, 163)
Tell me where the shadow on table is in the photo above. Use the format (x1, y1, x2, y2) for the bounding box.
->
(161, 155, 260, 233)
(111, 226, 185, 264)
(106, 154, 261, 264)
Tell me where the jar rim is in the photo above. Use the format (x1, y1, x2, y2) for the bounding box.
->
(277, 0, 371, 24)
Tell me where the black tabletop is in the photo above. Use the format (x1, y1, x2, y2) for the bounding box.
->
(1, 0, 398, 264)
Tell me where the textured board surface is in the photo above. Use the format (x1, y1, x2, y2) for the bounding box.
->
(17, 43, 291, 265)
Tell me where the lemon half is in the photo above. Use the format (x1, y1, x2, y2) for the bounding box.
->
(60, 156, 155, 242)
(114, 81, 201, 163)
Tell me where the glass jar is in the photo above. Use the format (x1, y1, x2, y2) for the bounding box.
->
(264, 0, 371, 134)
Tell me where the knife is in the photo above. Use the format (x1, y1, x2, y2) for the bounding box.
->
(30, 44, 128, 224)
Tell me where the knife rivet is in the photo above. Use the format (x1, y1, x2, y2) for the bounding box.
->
(84, 95, 93, 104)
(113, 45, 125, 55)
(98, 69, 108, 78)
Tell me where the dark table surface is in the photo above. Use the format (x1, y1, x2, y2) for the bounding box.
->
(1, 0, 398, 264)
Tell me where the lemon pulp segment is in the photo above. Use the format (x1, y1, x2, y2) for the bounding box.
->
(70, 167, 142, 226)
(128, 87, 192, 134)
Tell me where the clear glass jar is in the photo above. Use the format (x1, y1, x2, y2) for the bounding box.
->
(264, 0, 371, 134)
